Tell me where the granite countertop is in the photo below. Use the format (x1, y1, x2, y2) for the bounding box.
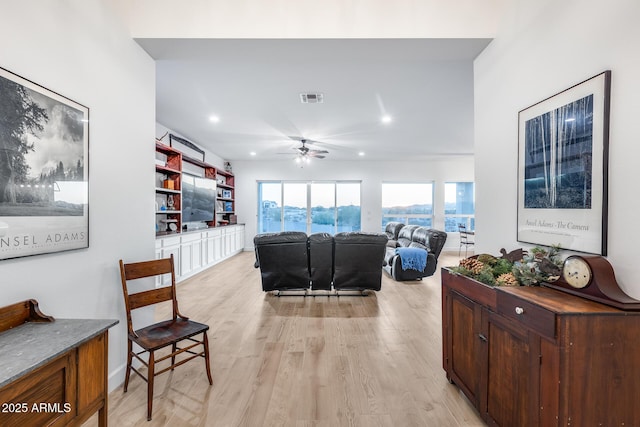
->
(0, 318, 118, 388)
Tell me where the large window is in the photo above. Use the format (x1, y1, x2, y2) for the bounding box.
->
(258, 181, 361, 234)
(444, 182, 475, 232)
(381, 182, 433, 229)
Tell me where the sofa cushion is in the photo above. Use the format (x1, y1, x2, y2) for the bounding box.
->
(333, 232, 388, 291)
(253, 231, 309, 291)
(396, 225, 419, 247)
(384, 222, 405, 247)
(308, 233, 333, 290)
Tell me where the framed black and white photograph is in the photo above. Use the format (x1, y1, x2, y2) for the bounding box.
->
(0, 66, 89, 260)
(517, 71, 611, 255)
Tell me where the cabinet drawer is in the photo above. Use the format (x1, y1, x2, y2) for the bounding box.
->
(497, 291, 556, 338)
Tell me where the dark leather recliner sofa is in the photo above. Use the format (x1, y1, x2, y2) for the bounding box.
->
(254, 231, 388, 293)
(383, 225, 447, 281)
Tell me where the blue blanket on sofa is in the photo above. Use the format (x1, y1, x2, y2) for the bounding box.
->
(395, 247, 427, 271)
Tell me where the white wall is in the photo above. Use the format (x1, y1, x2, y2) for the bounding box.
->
(156, 122, 225, 170)
(474, 0, 640, 298)
(0, 1, 155, 391)
(115, 0, 508, 38)
(232, 157, 474, 251)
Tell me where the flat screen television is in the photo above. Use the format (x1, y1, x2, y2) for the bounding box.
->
(182, 174, 216, 223)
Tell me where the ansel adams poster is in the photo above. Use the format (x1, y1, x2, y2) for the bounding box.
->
(518, 71, 610, 255)
(0, 67, 89, 260)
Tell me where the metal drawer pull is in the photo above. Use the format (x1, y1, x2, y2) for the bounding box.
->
(515, 307, 524, 315)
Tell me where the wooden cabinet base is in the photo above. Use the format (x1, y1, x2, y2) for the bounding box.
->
(442, 268, 640, 426)
(0, 300, 116, 427)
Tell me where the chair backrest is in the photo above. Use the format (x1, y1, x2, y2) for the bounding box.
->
(397, 224, 420, 247)
(308, 232, 334, 290)
(333, 232, 388, 290)
(253, 231, 310, 291)
(384, 222, 405, 240)
(119, 255, 178, 335)
(411, 228, 448, 259)
(458, 224, 473, 243)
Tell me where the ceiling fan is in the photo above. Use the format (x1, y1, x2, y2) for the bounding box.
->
(277, 137, 329, 164)
(294, 139, 329, 159)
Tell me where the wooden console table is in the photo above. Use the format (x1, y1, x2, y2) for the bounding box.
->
(442, 268, 640, 426)
(0, 300, 118, 427)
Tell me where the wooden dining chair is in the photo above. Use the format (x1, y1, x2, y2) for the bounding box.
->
(118, 254, 213, 420)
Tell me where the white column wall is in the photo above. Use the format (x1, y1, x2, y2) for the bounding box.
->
(474, 0, 640, 298)
(0, 1, 156, 391)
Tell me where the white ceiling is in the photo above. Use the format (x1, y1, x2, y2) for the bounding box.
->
(137, 38, 492, 162)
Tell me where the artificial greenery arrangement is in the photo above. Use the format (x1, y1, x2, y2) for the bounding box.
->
(450, 245, 563, 287)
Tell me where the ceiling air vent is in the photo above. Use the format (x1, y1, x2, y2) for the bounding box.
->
(300, 93, 324, 104)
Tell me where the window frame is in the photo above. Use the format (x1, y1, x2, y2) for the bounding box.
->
(444, 181, 475, 232)
(257, 180, 362, 235)
(381, 181, 435, 229)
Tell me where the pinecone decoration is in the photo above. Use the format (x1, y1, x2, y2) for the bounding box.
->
(496, 272, 519, 287)
(459, 258, 485, 275)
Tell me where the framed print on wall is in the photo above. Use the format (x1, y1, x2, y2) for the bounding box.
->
(517, 70, 611, 255)
(0, 66, 89, 260)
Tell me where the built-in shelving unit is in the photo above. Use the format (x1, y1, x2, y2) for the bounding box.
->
(215, 169, 235, 226)
(155, 139, 238, 236)
(155, 142, 182, 235)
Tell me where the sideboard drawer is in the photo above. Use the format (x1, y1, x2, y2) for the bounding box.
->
(497, 291, 556, 338)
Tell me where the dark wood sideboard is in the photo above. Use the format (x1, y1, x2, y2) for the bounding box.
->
(0, 300, 118, 427)
(442, 268, 640, 426)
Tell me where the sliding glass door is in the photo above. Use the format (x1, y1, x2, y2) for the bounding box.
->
(310, 182, 336, 233)
(258, 181, 361, 235)
(283, 182, 307, 232)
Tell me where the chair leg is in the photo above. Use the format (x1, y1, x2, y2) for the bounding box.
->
(124, 339, 133, 392)
(171, 343, 177, 370)
(203, 332, 213, 385)
(147, 351, 155, 421)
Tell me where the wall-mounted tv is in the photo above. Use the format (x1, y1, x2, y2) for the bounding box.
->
(182, 174, 216, 222)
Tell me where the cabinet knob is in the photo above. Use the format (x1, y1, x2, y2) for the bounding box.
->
(515, 307, 524, 315)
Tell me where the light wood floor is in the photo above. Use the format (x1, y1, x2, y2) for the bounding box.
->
(96, 251, 484, 426)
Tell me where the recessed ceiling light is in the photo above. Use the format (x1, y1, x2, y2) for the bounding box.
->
(249, 151, 256, 156)
(209, 115, 220, 123)
(381, 115, 392, 124)
(358, 152, 365, 156)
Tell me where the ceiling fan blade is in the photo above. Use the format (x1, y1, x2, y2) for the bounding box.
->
(309, 149, 329, 154)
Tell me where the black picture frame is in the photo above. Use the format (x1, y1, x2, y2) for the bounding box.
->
(169, 134, 205, 162)
(0, 66, 89, 260)
(517, 71, 611, 255)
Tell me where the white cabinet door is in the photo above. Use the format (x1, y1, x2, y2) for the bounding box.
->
(180, 232, 204, 278)
(235, 226, 244, 252)
(206, 234, 215, 264)
(223, 231, 233, 257)
(180, 241, 192, 277)
(159, 237, 181, 285)
(191, 239, 203, 271)
(213, 232, 223, 261)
